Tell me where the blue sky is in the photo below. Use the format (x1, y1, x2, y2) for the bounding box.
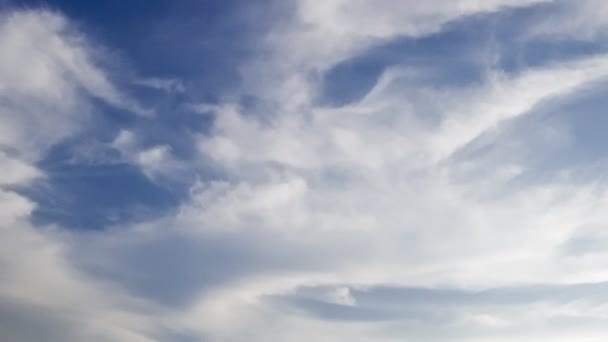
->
(3, 0, 608, 341)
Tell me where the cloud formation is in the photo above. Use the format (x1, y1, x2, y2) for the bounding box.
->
(4, 1, 608, 341)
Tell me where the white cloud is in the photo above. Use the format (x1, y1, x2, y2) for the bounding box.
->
(242, 0, 552, 109)
(112, 129, 182, 181)
(0, 10, 146, 160)
(6, 1, 608, 342)
(528, 0, 608, 40)
(0, 212, 163, 342)
(0, 190, 34, 224)
(276, 0, 552, 68)
(326, 286, 357, 306)
(0, 151, 40, 186)
(0, 8, 165, 342)
(134, 77, 185, 93)
(181, 1, 608, 340)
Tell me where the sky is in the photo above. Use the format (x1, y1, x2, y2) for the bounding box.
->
(3, 0, 608, 341)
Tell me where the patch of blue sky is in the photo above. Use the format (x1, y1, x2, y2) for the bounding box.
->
(15, 0, 265, 98)
(321, 2, 608, 107)
(2, 0, 264, 231)
(22, 139, 180, 230)
(498, 38, 607, 72)
(9, 90, 208, 230)
(320, 21, 491, 106)
(447, 78, 608, 197)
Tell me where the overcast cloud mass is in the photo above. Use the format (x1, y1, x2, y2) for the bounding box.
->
(3, 0, 608, 341)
